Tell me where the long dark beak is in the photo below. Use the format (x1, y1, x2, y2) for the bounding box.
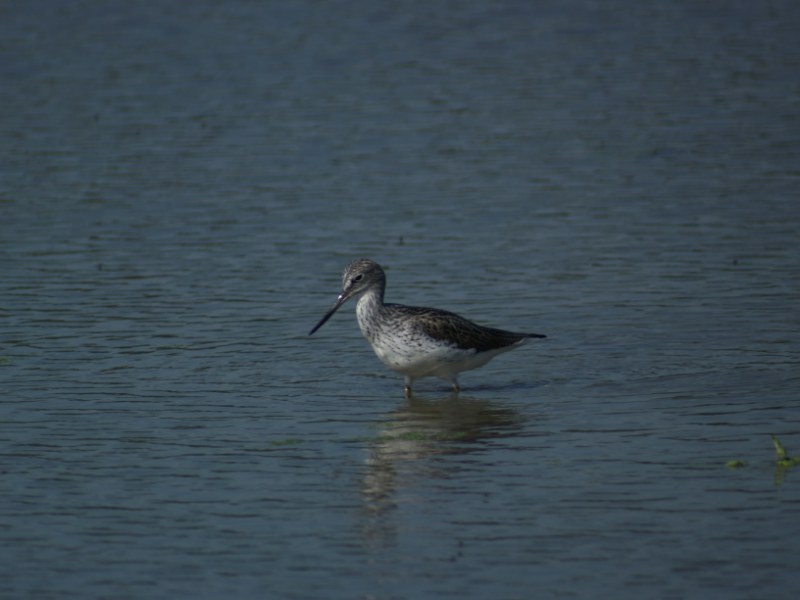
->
(309, 293, 350, 335)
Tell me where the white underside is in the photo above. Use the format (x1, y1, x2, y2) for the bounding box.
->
(367, 327, 528, 384)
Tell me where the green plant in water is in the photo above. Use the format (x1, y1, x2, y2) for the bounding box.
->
(726, 435, 799, 486)
(771, 434, 800, 468)
(771, 434, 800, 486)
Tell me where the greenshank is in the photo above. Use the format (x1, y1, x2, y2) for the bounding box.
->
(309, 259, 546, 396)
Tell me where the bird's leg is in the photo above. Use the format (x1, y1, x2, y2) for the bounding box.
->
(451, 378, 460, 394)
(404, 376, 414, 398)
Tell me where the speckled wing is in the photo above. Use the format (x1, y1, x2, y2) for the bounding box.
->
(397, 305, 541, 352)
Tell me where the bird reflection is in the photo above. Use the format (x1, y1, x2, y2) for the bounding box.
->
(360, 393, 526, 548)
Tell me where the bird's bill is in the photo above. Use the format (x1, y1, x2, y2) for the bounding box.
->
(309, 293, 349, 335)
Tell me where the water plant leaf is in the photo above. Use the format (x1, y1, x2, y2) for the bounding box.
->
(771, 434, 800, 467)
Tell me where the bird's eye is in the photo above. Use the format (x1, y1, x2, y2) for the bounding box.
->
(354, 274, 364, 282)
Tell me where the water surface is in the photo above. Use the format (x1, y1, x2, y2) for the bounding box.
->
(2, 1, 799, 598)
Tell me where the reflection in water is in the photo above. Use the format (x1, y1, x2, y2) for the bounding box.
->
(360, 394, 526, 548)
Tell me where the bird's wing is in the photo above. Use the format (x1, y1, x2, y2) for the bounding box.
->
(394, 305, 531, 352)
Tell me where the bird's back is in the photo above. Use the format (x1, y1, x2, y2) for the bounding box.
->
(384, 303, 543, 353)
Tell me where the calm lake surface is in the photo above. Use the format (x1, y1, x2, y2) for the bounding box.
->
(2, 1, 799, 598)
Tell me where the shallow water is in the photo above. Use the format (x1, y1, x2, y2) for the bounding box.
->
(2, 1, 800, 598)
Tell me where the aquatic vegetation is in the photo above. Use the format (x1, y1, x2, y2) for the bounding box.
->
(771, 434, 800, 468)
(726, 435, 799, 486)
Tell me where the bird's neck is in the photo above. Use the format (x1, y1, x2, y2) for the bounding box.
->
(356, 286, 385, 338)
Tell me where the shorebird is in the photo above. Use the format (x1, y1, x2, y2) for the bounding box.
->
(309, 258, 546, 396)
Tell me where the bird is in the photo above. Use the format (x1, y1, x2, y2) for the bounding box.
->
(309, 258, 546, 396)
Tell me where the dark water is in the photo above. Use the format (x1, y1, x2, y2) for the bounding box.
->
(2, 1, 799, 598)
